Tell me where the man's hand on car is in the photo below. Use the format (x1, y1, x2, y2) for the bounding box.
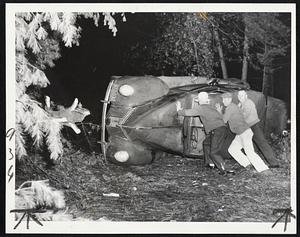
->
(176, 101, 183, 111)
(215, 103, 223, 114)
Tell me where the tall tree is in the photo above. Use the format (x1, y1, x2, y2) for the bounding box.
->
(242, 13, 290, 95)
(199, 13, 229, 79)
(212, 25, 228, 79)
(241, 15, 250, 81)
(15, 12, 124, 160)
(206, 13, 247, 79)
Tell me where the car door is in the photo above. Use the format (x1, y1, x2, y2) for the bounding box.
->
(182, 99, 206, 157)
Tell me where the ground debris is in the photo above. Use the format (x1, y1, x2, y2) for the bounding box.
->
(16, 136, 291, 222)
(103, 193, 120, 197)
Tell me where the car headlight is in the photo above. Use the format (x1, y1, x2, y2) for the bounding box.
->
(119, 84, 134, 96)
(114, 150, 129, 162)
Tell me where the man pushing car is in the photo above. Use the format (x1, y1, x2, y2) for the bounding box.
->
(216, 92, 270, 173)
(176, 92, 234, 175)
(237, 90, 280, 168)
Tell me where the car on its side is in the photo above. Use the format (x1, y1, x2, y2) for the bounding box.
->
(101, 76, 287, 165)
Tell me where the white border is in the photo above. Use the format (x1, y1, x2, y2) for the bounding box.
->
(4, 3, 297, 12)
(6, 3, 296, 234)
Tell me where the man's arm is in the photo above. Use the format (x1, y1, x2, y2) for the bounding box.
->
(176, 100, 202, 116)
(241, 100, 253, 119)
(177, 108, 200, 117)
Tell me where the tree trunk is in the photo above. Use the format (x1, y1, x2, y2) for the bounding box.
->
(213, 27, 228, 79)
(241, 26, 249, 81)
(192, 40, 201, 75)
(269, 70, 274, 96)
(262, 43, 273, 96)
(262, 65, 269, 95)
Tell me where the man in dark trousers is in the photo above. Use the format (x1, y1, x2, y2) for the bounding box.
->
(237, 90, 280, 168)
(176, 92, 234, 175)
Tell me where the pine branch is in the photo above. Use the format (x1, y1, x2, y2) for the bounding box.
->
(15, 123, 28, 159)
(15, 179, 68, 221)
(45, 119, 63, 160)
(15, 12, 123, 161)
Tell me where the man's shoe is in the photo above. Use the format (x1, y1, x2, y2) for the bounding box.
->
(234, 165, 245, 172)
(218, 170, 226, 175)
(218, 169, 235, 176)
(259, 169, 273, 176)
(269, 164, 280, 168)
(206, 163, 215, 169)
(226, 170, 236, 175)
(233, 165, 250, 175)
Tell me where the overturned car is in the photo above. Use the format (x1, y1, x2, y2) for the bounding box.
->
(101, 76, 287, 165)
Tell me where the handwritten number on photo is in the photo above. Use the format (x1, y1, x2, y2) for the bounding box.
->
(6, 128, 15, 141)
(6, 128, 15, 183)
(8, 148, 14, 160)
(8, 165, 14, 183)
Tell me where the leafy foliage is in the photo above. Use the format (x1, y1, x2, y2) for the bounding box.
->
(129, 12, 290, 80)
(125, 13, 215, 77)
(15, 12, 122, 160)
(212, 13, 290, 72)
(240, 13, 290, 71)
(209, 13, 245, 64)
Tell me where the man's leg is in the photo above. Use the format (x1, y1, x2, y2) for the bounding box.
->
(251, 123, 279, 167)
(202, 134, 214, 167)
(210, 127, 229, 171)
(228, 135, 251, 167)
(240, 129, 269, 172)
(220, 127, 235, 159)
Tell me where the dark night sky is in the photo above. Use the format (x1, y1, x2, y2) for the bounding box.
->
(44, 13, 291, 122)
(45, 13, 158, 122)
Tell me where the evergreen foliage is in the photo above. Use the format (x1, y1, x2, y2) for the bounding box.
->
(15, 12, 121, 160)
(15, 180, 70, 221)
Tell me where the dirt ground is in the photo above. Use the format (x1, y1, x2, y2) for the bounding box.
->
(16, 132, 291, 222)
